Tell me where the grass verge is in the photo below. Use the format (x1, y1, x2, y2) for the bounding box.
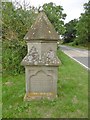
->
(63, 42, 90, 50)
(2, 50, 88, 118)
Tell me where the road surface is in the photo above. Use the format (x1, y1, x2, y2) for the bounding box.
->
(60, 45, 90, 70)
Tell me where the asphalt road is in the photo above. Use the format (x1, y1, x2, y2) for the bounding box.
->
(60, 45, 90, 70)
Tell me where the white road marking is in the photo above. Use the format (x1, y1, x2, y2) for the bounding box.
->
(60, 48, 90, 71)
(62, 50, 89, 70)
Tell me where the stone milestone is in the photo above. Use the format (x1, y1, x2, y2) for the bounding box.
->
(21, 11, 61, 100)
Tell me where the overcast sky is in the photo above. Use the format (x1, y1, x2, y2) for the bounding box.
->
(11, 0, 88, 23)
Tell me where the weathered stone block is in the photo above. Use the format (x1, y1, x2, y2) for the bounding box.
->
(21, 11, 61, 100)
(24, 66, 58, 100)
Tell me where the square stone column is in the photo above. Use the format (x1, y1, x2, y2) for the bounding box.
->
(21, 11, 61, 100)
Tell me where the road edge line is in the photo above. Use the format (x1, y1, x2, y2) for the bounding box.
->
(61, 50, 90, 71)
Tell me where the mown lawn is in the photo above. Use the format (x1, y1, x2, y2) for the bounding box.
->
(2, 50, 88, 118)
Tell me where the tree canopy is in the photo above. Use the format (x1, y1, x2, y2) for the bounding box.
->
(62, 1, 90, 46)
(42, 2, 66, 35)
(75, 1, 90, 45)
(63, 19, 78, 43)
(2, 2, 37, 74)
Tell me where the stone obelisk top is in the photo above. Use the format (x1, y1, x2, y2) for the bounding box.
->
(24, 11, 59, 41)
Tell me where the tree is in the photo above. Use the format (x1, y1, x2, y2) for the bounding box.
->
(63, 19, 78, 43)
(2, 2, 37, 74)
(42, 2, 67, 35)
(75, 1, 90, 45)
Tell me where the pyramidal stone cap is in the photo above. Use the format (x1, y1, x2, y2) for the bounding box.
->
(24, 11, 59, 41)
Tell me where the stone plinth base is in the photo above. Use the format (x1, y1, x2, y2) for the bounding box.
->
(24, 92, 57, 101)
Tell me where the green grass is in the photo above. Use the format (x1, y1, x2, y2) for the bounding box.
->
(2, 50, 88, 118)
(63, 42, 90, 50)
(0, 74, 2, 119)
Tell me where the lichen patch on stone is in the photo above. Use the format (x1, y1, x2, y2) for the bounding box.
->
(21, 46, 60, 66)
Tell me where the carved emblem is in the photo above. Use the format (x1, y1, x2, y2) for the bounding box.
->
(22, 46, 60, 65)
(23, 46, 39, 65)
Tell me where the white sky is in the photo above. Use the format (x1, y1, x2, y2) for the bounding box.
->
(11, 0, 88, 23)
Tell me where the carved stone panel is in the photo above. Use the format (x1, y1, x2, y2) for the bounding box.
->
(24, 66, 58, 100)
(27, 43, 41, 57)
(30, 71, 53, 93)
